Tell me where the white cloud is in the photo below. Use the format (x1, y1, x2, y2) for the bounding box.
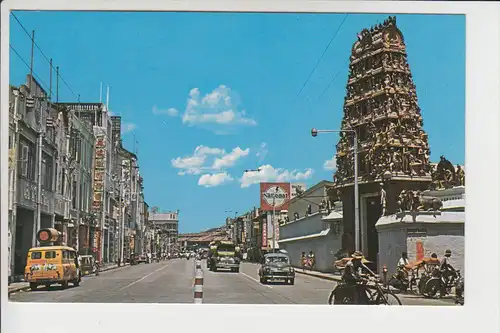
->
(212, 147, 250, 169)
(153, 106, 179, 116)
(323, 156, 337, 171)
(256, 142, 268, 162)
(239, 164, 314, 188)
(121, 123, 137, 134)
(198, 172, 234, 187)
(171, 145, 223, 175)
(171, 145, 249, 177)
(173, 85, 256, 132)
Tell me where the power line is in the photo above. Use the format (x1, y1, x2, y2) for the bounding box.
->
(316, 57, 350, 102)
(294, 14, 349, 99)
(9, 44, 50, 92)
(11, 12, 80, 100)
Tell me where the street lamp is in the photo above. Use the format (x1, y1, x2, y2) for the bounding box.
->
(311, 128, 360, 252)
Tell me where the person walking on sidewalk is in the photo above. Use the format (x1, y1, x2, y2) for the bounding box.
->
(307, 251, 315, 270)
(300, 252, 307, 270)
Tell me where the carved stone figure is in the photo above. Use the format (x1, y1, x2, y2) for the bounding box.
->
(416, 193, 443, 211)
(380, 183, 387, 216)
(305, 204, 312, 216)
(456, 165, 465, 186)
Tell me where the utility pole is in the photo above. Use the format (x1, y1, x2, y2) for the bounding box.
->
(29, 30, 34, 90)
(272, 186, 278, 250)
(9, 89, 21, 281)
(120, 179, 125, 265)
(56, 66, 59, 102)
(49, 59, 53, 101)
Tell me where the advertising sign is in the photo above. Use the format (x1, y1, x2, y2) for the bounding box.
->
(261, 220, 267, 249)
(93, 135, 106, 212)
(260, 182, 291, 212)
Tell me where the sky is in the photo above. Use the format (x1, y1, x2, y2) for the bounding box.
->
(9, 12, 465, 233)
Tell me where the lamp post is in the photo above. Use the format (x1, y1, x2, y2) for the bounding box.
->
(311, 128, 360, 252)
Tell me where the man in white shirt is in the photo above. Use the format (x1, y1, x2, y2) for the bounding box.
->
(398, 252, 409, 268)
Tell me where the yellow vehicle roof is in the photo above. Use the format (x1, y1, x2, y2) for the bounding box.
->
(29, 245, 76, 252)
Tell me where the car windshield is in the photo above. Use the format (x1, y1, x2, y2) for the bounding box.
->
(266, 256, 289, 264)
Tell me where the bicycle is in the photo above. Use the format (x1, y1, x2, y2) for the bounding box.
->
(328, 276, 402, 305)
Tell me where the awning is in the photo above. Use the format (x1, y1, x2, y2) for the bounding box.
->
(322, 211, 343, 221)
(278, 228, 330, 243)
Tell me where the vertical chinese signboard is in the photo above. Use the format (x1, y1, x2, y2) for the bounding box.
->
(93, 136, 106, 212)
(261, 219, 267, 249)
(93, 135, 106, 261)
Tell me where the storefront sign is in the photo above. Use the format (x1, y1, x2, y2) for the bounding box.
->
(261, 220, 267, 249)
(93, 135, 106, 212)
(260, 182, 291, 212)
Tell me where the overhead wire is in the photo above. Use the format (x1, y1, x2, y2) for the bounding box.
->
(294, 13, 349, 100)
(9, 44, 50, 93)
(11, 12, 80, 101)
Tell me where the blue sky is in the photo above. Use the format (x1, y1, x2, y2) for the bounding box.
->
(9, 12, 465, 233)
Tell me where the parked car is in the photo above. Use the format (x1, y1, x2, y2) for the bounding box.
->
(258, 252, 295, 285)
(137, 254, 147, 264)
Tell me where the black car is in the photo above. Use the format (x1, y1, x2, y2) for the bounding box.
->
(258, 253, 295, 285)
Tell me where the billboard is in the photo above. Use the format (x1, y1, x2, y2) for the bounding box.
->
(260, 182, 291, 212)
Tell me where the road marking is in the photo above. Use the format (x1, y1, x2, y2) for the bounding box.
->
(118, 264, 169, 291)
(240, 272, 272, 289)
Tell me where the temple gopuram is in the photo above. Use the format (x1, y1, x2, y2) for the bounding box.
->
(328, 16, 465, 265)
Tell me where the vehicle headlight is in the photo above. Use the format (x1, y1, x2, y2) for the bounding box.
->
(289, 267, 294, 272)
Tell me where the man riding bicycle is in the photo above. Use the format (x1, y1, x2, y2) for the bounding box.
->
(340, 251, 374, 304)
(439, 249, 456, 296)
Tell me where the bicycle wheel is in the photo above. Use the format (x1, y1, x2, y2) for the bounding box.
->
(422, 278, 440, 298)
(328, 290, 335, 305)
(375, 290, 402, 305)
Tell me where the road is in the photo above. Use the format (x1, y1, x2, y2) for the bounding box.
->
(9, 259, 456, 305)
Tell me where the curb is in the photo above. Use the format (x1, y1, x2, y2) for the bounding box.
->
(8, 263, 131, 295)
(295, 269, 342, 282)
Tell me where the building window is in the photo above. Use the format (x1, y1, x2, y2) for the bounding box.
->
(18, 139, 35, 180)
(72, 180, 77, 209)
(42, 153, 53, 191)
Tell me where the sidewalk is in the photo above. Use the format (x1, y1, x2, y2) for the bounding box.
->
(295, 267, 456, 302)
(8, 263, 130, 295)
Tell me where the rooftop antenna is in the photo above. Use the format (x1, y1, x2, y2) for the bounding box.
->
(99, 82, 103, 103)
(106, 85, 110, 110)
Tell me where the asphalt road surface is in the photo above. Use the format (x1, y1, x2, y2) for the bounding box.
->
(9, 259, 456, 305)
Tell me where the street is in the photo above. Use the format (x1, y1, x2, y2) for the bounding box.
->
(9, 259, 456, 305)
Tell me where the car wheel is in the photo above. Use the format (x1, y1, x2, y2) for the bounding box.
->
(262, 278, 267, 284)
(235, 268, 240, 273)
(29, 282, 38, 291)
(61, 281, 69, 289)
(289, 278, 295, 285)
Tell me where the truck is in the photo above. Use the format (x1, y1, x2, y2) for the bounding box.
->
(207, 240, 241, 272)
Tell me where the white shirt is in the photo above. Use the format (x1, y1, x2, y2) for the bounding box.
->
(398, 257, 409, 267)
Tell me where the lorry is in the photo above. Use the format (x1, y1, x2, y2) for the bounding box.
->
(207, 240, 241, 272)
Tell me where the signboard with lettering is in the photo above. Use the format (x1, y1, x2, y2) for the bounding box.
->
(93, 135, 106, 212)
(260, 182, 291, 212)
(261, 220, 267, 249)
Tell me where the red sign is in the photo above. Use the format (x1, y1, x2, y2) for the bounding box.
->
(260, 183, 291, 211)
(261, 220, 267, 249)
(416, 240, 424, 261)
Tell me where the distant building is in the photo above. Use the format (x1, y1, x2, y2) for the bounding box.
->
(149, 210, 179, 254)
